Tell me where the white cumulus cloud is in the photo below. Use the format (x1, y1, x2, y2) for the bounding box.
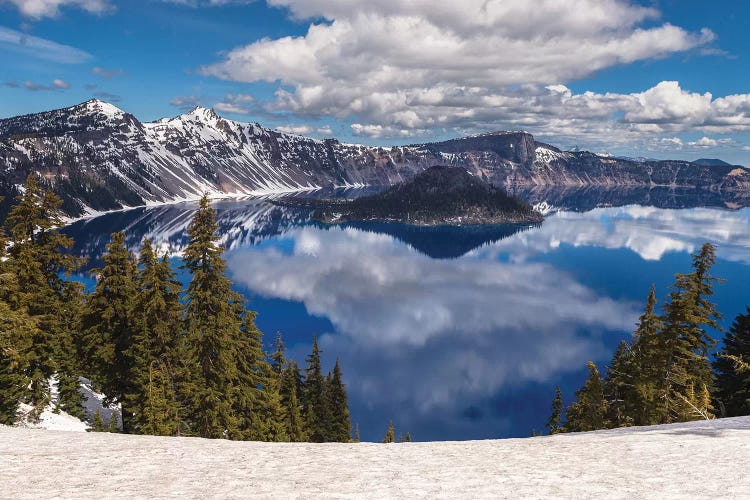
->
(199, 0, 722, 142)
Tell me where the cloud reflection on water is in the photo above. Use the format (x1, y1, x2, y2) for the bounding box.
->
(228, 226, 638, 424)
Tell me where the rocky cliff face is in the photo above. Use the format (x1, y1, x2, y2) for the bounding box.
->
(1, 99, 748, 218)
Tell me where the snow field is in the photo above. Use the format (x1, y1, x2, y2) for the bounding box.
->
(1, 416, 749, 499)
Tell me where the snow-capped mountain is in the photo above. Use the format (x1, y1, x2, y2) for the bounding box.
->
(1, 99, 749, 217)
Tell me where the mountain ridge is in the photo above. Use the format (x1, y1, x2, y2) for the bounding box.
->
(1, 99, 749, 218)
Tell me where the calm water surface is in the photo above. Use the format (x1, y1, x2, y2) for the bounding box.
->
(63, 190, 750, 441)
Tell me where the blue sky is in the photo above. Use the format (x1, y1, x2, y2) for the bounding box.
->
(1, 0, 749, 163)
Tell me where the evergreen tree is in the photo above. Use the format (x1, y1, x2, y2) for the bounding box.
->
(354, 423, 360, 443)
(303, 336, 329, 442)
(281, 363, 306, 442)
(3, 175, 84, 421)
(129, 240, 183, 436)
(403, 432, 412, 442)
(383, 421, 395, 443)
(180, 196, 244, 439)
(655, 243, 721, 423)
(564, 362, 608, 432)
(108, 410, 120, 433)
(0, 277, 38, 424)
(54, 281, 86, 419)
(91, 411, 105, 432)
(546, 386, 563, 434)
(326, 359, 352, 442)
(252, 363, 289, 442)
(233, 310, 267, 440)
(270, 331, 286, 378)
(714, 308, 750, 417)
(604, 341, 637, 428)
(630, 285, 663, 426)
(80, 232, 138, 432)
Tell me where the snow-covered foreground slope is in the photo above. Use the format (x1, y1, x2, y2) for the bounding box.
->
(2, 417, 749, 499)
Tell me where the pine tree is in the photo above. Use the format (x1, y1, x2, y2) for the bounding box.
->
(604, 341, 637, 428)
(630, 285, 663, 426)
(3, 175, 84, 421)
(655, 243, 721, 423)
(252, 363, 289, 442)
(714, 309, 750, 417)
(129, 240, 183, 436)
(180, 196, 244, 439)
(403, 432, 412, 442)
(326, 358, 352, 442)
(0, 221, 37, 424)
(270, 331, 286, 377)
(91, 411, 105, 432)
(303, 336, 329, 442)
(564, 362, 608, 432)
(54, 281, 86, 419)
(354, 423, 360, 443)
(546, 386, 563, 434)
(232, 310, 267, 440)
(108, 410, 120, 433)
(281, 363, 306, 442)
(0, 281, 38, 424)
(383, 421, 395, 443)
(80, 231, 138, 432)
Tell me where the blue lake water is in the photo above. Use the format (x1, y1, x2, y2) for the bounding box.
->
(63, 192, 750, 441)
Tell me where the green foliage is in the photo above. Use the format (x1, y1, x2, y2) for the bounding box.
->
(2, 174, 85, 421)
(270, 331, 286, 377)
(653, 243, 720, 423)
(91, 411, 105, 432)
(546, 386, 563, 434)
(81, 231, 138, 431)
(108, 410, 120, 433)
(604, 341, 636, 428)
(562, 245, 723, 433)
(281, 362, 306, 442)
(629, 285, 663, 426)
(129, 239, 183, 436)
(714, 309, 750, 417)
(0, 189, 354, 441)
(383, 421, 395, 443)
(0, 291, 38, 424)
(326, 359, 352, 442)
(181, 196, 244, 439)
(564, 362, 608, 432)
(303, 336, 329, 442)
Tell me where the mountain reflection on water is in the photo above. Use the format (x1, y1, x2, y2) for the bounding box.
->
(62, 188, 750, 441)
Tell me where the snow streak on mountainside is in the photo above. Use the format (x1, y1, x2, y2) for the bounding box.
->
(1, 99, 749, 217)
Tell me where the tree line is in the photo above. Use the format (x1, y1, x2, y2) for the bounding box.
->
(0, 175, 352, 442)
(547, 242, 750, 433)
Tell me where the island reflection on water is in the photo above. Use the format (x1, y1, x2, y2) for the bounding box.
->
(63, 187, 750, 441)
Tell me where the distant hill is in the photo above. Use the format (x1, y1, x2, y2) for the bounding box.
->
(694, 158, 742, 168)
(313, 165, 544, 225)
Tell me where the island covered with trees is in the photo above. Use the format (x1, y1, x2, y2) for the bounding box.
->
(286, 165, 544, 226)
